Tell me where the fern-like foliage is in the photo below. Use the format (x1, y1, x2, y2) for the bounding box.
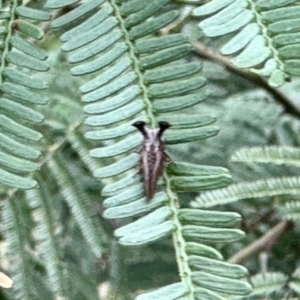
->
(46, 0, 253, 299)
(0, 2, 50, 190)
(193, 0, 300, 87)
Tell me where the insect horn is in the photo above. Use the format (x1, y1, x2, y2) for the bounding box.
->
(132, 121, 148, 137)
(158, 121, 171, 137)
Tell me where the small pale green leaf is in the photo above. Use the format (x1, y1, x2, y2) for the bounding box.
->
(149, 77, 206, 98)
(0, 132, 41, 160)
(268, 19, 300, 34)
(182, 225, 245, 243)
(118, 220, 173, 246)
(11, 36, 48, 60)
(193, 0, 235, 16)
(2, 82, 48, 104)
(274, 32, 300, 47)
(103, 183, 143, 208)
(45, 0, 80, 9)
(17, 20, 44, 39)
(103, 192, 168, 219)
(115, 206, 172, 238)
(52, 0, 105, 28)
(192, 271, 252, 295)
(71, 43, 127, 75)
(90, 133, 142, 158)
(185, 242, 223, 260)
(80, 56, 132, 93)
(233, 36, 271, 68)
(16, 6, 51, 21)
(285, 59, 300, 76)
(167, 162, 229, 177)
(200, 10, 253, 37)
(0, 98, 44, 123)
(221, 23, 259, 55)
(136, 34, 187, 54)
(85, 100, 144, 126)
(0, 115, 43, 141)
(84, 85, 140, 113)
(82, 72, 136, 102)
(189, 256, 248, 279)
(136, 282, 187, 300)
(179, 209, 241, 227)
(102, 172, 140, 197)
(154, 89, 209, 112)
(257, 0, 297, 10)
(262, 6, 300, 23)
(7, 52, 49, 71)
(0, 168, 36, 189)
(4, 68, 47, 89)
(194, 287, 226, 300)
(94, 153, 139, 178)
(165, 127, 219, 144)
(140, 44, 191, 70)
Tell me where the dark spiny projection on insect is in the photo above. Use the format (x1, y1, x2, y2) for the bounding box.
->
(132, 121, 171, 200)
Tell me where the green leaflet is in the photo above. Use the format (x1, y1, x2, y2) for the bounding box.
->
(199, 10, 252, 37)
(2, 82, 48, 105)
(167, 162, 229, 176)
(16, 6, 51, 21)
(89, 132, 142, 158)
(0, 150, 38, 172)
(69, 29, 122, 63)
(115, 206, 172, 238)
(84, 122, 136, 141)
(0, 98, 44, 123)
(62, 17, 118, 52)
(45, 0, 80, 9)
(51, 0, 105, 28)
(274, 32, 300, 47)
(94, 153, 139, 179)
(285, 59, 300, 76)
(84, 85, 140, 113)
(71, 43, 128, 75)
(158, 114, 215, 129)
(119, 220, 174, 246)
(279, 44, 300, 59)
(189, 255, 248, 279)
(103, 183, 144, 208)
(171, 174, 231, 192)
(82, 72, 136, 102)
(11, 36, 48, 60)
(136, 282, 187, 300)
(0, 168, 36, 189)
(0, 115, 42, 141)
(185, 242, 223, 260)
(102, 172, 140, 197)
(221, 23, 260, 55)
(256, 0, 298, 10)
(125, 0, 168, 28)
(179, 209, 241, 227)
(145, 62, 202, 84)
(103, 192, 168, 219)
(80, 56, 132, 93)
(17, 20, 44, 39)
(193, 0, 235, 16)
(262, 6, 300, 22)
(233, 36, 271, 68)
(85, 100, 144, 126)
(7, 52, 49, 71)
(4, 68, 47, 89)
(120, 0, 148, 16)
(182, 225, 245, 243)
(136, 34, 187, 54)
(140, 44, 191, 70)
(0, 132, 41, 160)
(192, 271, 252, 295)
(268, 19, 300, 34)
(149, 77, 206, 98)
(194, 287, 226, 300)
(60, 3, 113, 41)
(154, 89, 209, 112)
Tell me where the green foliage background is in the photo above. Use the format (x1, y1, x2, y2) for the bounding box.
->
(1, 0, 300, 299)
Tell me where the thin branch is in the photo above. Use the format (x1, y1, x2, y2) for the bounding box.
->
(191, 42, 300, 119)
(227, 220, 292, 264)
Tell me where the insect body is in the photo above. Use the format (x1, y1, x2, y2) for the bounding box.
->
(132, 121, 171, 200)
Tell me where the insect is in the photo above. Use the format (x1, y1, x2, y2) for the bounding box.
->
(132, 120, 171, 200)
